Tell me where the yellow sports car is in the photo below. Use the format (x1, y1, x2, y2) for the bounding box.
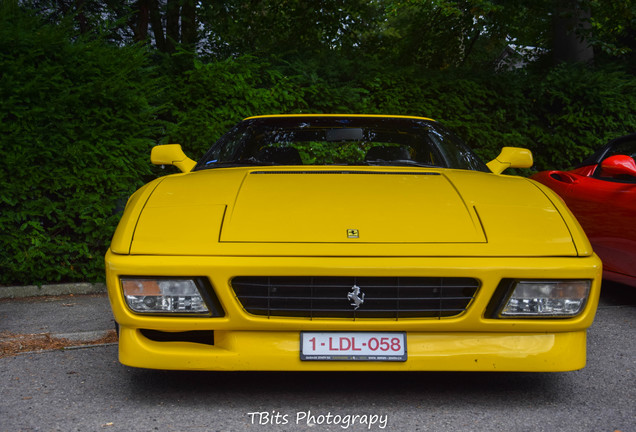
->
(105, 114, 601, 371)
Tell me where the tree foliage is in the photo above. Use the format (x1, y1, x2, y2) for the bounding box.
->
(23, 0, 636, 69)
(1, 1, 636, 285)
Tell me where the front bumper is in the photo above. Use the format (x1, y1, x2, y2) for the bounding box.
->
(106, 250, 602, 371)
(119, 328, 587, 372)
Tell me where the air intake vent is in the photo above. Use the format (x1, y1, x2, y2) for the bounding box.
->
(250, 170, 440, 175)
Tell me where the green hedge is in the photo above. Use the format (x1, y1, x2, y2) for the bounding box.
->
(2, 6, 636, 285)
(162, 56, 306, 159)
(0, 7, 160, 284)
(358, 66, 636, 169)
(527, 64, 636, 170)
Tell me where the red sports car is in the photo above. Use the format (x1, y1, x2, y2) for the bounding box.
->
(532, 134, 636, 287)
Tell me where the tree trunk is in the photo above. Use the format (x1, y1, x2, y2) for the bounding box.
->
(74, 0, 88, 34)
(181, 0, 197, 51)
(134, 0, 149, 43)
(148, 0, 167, 52)
(552, 0, 594, 64)
(165, 0, 180, 53)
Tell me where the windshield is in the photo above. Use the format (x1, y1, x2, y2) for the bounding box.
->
(194, 116, 488, 172)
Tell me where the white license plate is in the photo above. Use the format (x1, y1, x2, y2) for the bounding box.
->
(300, 332, 407, 361)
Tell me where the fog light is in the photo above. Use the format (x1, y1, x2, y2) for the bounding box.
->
(500, 280, 590, 317)
(121, 278, 210, 314)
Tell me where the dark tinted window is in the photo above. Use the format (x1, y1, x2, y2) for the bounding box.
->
(195, 116, 489, 172)
(603, 139, 636, 160)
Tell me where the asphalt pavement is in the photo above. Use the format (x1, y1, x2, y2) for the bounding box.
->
(0, 284, 114, 348)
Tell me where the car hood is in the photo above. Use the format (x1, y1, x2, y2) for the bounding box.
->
(120, 167, 585, 257)
(222, 170, 484, 243)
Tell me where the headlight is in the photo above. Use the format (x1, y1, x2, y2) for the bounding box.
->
(121, 278, 218, 315)
(499, 280, 591, 317)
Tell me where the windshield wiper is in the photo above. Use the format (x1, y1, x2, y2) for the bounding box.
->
(200, 159, 276, 169)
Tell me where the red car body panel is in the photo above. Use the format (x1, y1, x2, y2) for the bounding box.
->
(532, 135, 636, 287)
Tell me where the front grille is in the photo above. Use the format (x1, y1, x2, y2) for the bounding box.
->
(231, 276, 479, 319)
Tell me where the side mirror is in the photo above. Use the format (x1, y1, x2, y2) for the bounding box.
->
(150, 144, 196, 173)
(599, 155, 636, 178)
(486, 147, 533, 175)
